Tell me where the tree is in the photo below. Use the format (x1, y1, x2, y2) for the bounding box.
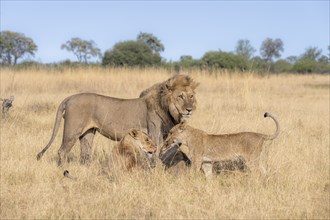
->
(260, 38, 284, 72)
(260, 38, 284, 63)
(301, 47, 322, 61)
(291, 46, 330, 73)
(318, 55, 329, 63)
(286, 56, 298, 64)
(102, 41, 161, 67)
(61, 38, 101, 63)
(235, 39, 256, 60)
(0, 31, 37, 65)
(137, 32, 164, 54)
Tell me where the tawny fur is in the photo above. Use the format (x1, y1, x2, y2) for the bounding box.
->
(64, 130, 157, 180)
(160, 112, 279, 177)
(106, 129, 157, 173)
(36, 75, 198, 166)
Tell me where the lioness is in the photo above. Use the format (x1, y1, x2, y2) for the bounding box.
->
(107, 129, 157, 172)
(160, 112, 279, 177)
(36, 74, 198, 166)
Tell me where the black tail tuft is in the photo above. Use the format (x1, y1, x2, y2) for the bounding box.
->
(63, 170, 69, 177)
(264, 112, 269, 118)
(36, 153, 42, 160)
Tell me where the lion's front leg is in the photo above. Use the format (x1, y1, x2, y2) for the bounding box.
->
(147, 113, 163, 146)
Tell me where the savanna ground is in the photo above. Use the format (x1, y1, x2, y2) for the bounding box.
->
(0, 67, 329, 219)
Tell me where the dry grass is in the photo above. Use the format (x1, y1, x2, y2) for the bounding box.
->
(0, 67, 329, 219)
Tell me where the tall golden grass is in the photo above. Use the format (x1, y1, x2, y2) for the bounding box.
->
(0, 67, 329, 219)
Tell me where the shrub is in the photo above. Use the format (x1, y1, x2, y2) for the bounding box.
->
(201, 51, 248, 71)
(271, 59, 293, 73)
(102, 41, 161, 67)
(249, 56, 267, 73)
(292, 59, 318, 73)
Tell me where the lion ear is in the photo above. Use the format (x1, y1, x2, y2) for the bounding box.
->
(129, 129, 139, 138)
(162, 82, 173, 93)
(191, 82, 200, 90)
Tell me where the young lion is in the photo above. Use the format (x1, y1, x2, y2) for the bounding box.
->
(106, 129, 157, 173)
(63, 129, 156, 180)
(160, 112, 279, 177)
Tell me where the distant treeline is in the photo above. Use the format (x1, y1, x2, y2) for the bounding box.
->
(1, 31, 329, 74)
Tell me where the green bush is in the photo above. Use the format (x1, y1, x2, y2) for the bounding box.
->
(249, 56, 267, 73)
(12, 61, 44, 71)
(175, 56, 202, 70)
(201, 51, 248, 71)
(315, 57, 330, 73)
(271, 59, 293, 73)
(102, 41, 161, 67)
(292, 59, 318, 73)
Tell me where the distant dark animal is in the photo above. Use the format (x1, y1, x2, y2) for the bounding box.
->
(1, 95, 14, 117)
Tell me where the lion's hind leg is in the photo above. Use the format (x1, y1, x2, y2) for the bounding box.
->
(200, 157, 213, 178)
(201, 156, 248, 178)
(58, 131, 81, 166)
(79, 128, 96, 165)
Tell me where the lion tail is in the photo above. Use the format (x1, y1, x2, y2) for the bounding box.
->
(63, 170, 77, 180)
(36, 97, 68, 160)
(263, 112, 280, 140)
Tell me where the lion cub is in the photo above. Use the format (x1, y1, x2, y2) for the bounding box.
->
(106, 129, 157, 174)
(160, 112, 279, 177)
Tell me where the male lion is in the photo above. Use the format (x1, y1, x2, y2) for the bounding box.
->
(160, 112, 279, 177)
(36, 74, 198, 166)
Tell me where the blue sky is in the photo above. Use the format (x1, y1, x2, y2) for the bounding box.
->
(1, 1, 329, 63)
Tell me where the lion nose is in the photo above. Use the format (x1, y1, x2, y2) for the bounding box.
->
(186, 108, 193, 113)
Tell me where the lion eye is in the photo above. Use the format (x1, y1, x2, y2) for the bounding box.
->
(178, 94, 184, 99)
(190, 95, 194, 99)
